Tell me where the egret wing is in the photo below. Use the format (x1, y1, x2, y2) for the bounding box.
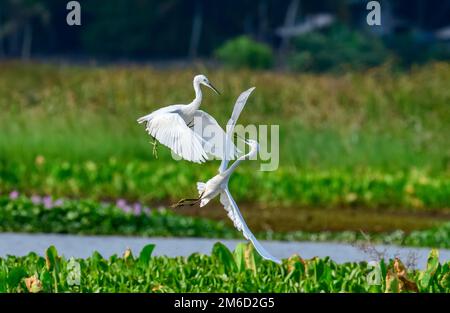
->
(137, 105, 183, 124)
(220, 187, 281, 264)
(219, 87, 255, 173)
(228, 87, 255, 128)
(192, 110, 238, 160)
(144, 112, 208, 163)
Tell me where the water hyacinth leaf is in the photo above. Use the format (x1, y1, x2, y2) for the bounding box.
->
(286, 254, 305, 281)
(312, 258, 325, 283)
(139, 244, 155, 265)
(91, 251, 104, 261)
(368, 285, 381, 293)
(91, 251, 108, 271)
(379, 259, 387, 280)
(0, 267, 7, 292)
(439, 271, 450, 289)
(420, 272, 432, 290)
(7, 267, 27, 289)
(419, 249, 440, 290)
(212, 242, 236, 273)
(426, 249, 440, 274)
(0, 243, 449, 292)
(233, 243, 246, 272)
(39, 268, 52, 291)
(45, 246, 60, 272)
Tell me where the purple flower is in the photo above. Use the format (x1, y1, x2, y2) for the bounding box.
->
(143, 206, 151, 215)
(31, 195, 42, 205)
(43, 196, 53, 209)
(54, 199, 64, 207)
(133, 203, 142, 216)
(9, 190, 19, 200)
(116, 199, 127, 209)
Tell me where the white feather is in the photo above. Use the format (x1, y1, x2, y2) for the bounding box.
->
(144, 112, 208, 163)
(221, 187, 281, 264)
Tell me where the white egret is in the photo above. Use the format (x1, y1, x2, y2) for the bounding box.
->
(172, 88, 281, 264)
(137, 74, 237, 163)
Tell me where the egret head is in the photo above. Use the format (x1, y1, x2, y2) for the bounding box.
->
(245, 139, 260, 153)
(194, 74, 220, 95)
(236, 138, 259, 160)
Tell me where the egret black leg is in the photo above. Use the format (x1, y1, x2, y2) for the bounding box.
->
(151, 137, 158, 158)
(171, 192, 204, 208)
(171, 198, 199, 208)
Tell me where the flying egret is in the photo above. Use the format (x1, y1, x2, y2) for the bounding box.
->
(172, 88, 281, 264)
(137, 74, 237, 163)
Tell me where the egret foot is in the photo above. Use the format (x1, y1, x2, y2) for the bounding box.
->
(171, 192, 204, 209)
(151, 138, 159, 159)
(171, 197, 200, 209)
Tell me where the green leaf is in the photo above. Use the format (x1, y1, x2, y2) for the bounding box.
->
(426, 249, 440, 274)
(45, 246, 60, 272)
(139, 244, 155, 265)
(420, 249, 440, 290)
(0, 267, 7, 292)
(39, 269, 52, 291)
(212, 242, 236, 273)
(7, 267, 27, 289)
(286, 255, 305, 281)
(440, 272, 450, 289)
(91, 251, 108, 271)
(233, 243, 246, 272)
(92, 251, 104, 261)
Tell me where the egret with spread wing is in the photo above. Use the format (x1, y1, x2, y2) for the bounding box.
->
(172, 88, 281, 264)
(137, 74, 237, 163)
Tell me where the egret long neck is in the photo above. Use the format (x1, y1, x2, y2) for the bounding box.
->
(187, 80, 202, 112)
(223, 149, 255, 177)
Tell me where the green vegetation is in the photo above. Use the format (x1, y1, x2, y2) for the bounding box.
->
(1, 160, 449, 210)
(289, 24, 389, 72)
(0, 244, 448, 292)
(215, 36, 274, 69)
(1, 195, 449, 249)
(1, 62, 449, 214)
(0, 195, 233, 238)
(212, 25, 450, 73)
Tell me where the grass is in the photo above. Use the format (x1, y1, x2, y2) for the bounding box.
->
(1, 195, 450, 249)
(1, 61, 449, 174)
(0, 244, 448, 292)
